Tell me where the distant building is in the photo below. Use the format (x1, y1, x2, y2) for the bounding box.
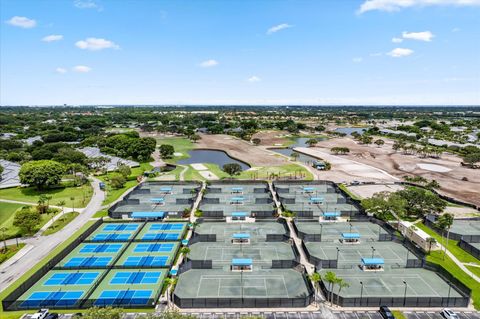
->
(78, 147, 139, 171)
(0, 133, 17, 139)
(0, 159, 21, 188)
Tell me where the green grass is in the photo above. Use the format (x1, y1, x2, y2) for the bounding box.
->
(0, 220, 96, 317)
(42, 211, 79, 236)
(92, 209, 109, 218)
(182, 166, 206, 181)
(98, 162, 153, 205)
(466, 265, 480, 278)
(0, 202, 24, 226)
(415, 222, 480, 265)
(392, 311, 407, 319)
(0, 243, 26, 265)
(204, 163, 313, 180)
(0, 183, 93, 208)
(156, 137, 195, 163)
(425, 250, 480, 310)
(1, 207, 59, 239)
(338, 183, 362, 201)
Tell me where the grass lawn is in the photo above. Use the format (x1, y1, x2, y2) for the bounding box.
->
(205, 163, 313, 180)
(415, 222, 480, 265)
(466, 265, 480, 278)
(0, 183, 93, 209)
(156, 137, 195, 163)
(0, 203, 24, 226)
(92, 209, 109, 218)
(0, 244, 26, 265)
(182, 166, 206, 181)
(97, 162, 152, 205)
(1, 207, 59, 239)
(42, 211, 79, 236)
(338, 183, 362, 201)
(425, 250, 480, 310)
(392, 311, 407, 319)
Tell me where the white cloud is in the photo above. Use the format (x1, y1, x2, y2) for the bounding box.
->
(387, 48, 414, 57)
(247, 76, 261, 82)
(72, 65, 92, 73)
(42, 34, 63, 42)
(358, 0, 480, 14)
(402, 31, 434, 41)
(451, 27, 461, 32)
(5, 16, 36, 28)
(74, 0, 99, 9)
(370, 52, 383, 57)
(352, 57, 363, 63)
(266, 23, 293, 35)
(75, 38, 119, 51)
(392, 37, 403, 43)
(199, 59, 219, 68)
(55, 68, 67, 74)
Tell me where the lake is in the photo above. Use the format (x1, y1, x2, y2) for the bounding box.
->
(334, 127, 366, 136)
(178, 149, 250, 170)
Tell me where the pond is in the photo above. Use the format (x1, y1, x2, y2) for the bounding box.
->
(334, 127, 367, 136)
(178, 149, 250, 170)
(269, 136, 325, 163)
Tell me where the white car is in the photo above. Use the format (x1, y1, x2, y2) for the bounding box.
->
(31, 309, 49, 319)
(441, 309, 458, 319)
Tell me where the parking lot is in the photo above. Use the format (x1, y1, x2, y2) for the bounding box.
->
(21, 310, 480, 319)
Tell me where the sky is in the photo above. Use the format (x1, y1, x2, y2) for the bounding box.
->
(1, 0, 479, 106)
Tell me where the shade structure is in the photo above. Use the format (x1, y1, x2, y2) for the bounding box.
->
(231, 197, 244, 201)
(309, 197, 323, 202)
(323, 212, 340, 218)
(131, 211, 165, 219)
(231, 187, 243, 191)
(150, 198, 165, 202)
(231, 258, 253, 266)
(232, 233, 250, 239)
(303, 187, 315, 191)
(231, 212, 248, 217)
(342, 232, 360, 239)
(160, 187, 172, 191)
(361, 257, 384, 266)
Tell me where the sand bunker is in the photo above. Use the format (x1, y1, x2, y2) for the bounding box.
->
(417, 163, 451, 173)
(190, 163, 208, 170)
(174, 152, 183, 156)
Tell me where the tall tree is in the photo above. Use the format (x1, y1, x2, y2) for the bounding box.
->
(436, 213, 454, 260)
(222, 163, 243, 177)
(19, 160, 65, 189)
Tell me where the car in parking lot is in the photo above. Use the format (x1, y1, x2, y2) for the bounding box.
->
(379, 306, 395, 319)
(45, 313, 59, 319)
(441, 309, 459, 319)
(31, 309, 49, 319)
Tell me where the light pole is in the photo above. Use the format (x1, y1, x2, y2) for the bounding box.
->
(336, 247, 340, 263)
(320, 224, 323, 240)
(349, 223, 353, 234)
(447, 281, 452, 304)
(403, 280, 407, 306)
(406, 249, 410, 267)
(371, 246, 376, 258)
(360, 281, 364, 306)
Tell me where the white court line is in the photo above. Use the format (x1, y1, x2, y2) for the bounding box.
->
(281, 276, 290, 298)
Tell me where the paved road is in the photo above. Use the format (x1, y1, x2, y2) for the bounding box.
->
(0, 177, 105, 292)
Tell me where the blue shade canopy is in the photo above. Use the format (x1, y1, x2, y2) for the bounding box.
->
(160, 187, 172, 191)
(131, 211, 165, 218)
(342, 233, 360, 239)
(181, 239, 189, 246)
(324, 212, 340, 217)
(361, 258, 384, 265)
(303, 187, 315, 191)
(232, 258, 253, 266)
(309, 197, 323, 201)
(231, 197, 244, 201)
(231, 187, 243, 191)
(150, 198, 165, 202)
(232, 233, 250, 239)
(231, 212, 248, 217)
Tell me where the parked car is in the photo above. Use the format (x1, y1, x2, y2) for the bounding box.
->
(45, 313, 59, 319)
(379, 306, 395, 319)
(441, 309, 459, 319)
(31, 309, 49, 319)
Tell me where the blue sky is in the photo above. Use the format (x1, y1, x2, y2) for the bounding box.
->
(1, 0, 479, 105)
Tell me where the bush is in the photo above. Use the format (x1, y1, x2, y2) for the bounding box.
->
(109, 173, 126, 189)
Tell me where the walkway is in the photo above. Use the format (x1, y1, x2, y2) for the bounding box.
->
(0, 177, 105, 292)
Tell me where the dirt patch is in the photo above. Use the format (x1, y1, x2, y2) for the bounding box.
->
(314, 137, 480, 207)
(195, 134, 288, 167)
(347, 184, 404, 199)
(251, 130, 291, 146)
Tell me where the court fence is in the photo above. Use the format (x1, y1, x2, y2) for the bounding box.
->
(458, 240, 480, 259)
(2, 219, 103, 311)
(424, 215, 480, 242)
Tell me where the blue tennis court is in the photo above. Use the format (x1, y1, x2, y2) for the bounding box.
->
(110, 271, 162, 285)
(141, 232, 180, 241)
(91, 233, 131, 241)
(94, 290, 152, 306)
(133, 243, 174, 253)
(64, 257, 112, 268)
(44, 272, 99, 286)
(149, 223, 184, 231)
(80, 244, 122, 253)
(21, 291, 83, 307)
(123, 256, 168, 267)
(102, 224, 139, 231)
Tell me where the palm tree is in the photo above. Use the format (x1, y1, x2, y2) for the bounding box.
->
(0, 226, 8, 252)
(70, 196, 75, 212)
(324, 271, 337, 305)
(335, 278, 350, 306)
(57, 200, 66, 220)
(180, 247, 190, 257)
(436, 213, 454, 260)
(426, 237, 437, 254)
(308, 273, 322, 305)
(290, 152, 300, 161)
